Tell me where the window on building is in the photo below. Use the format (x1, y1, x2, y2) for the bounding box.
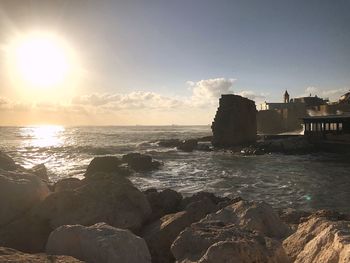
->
(325, 123, 329, 131)
(339, 123, 343, 131)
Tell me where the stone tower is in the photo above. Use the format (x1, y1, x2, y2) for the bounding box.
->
(284, 90, 290, 103)
(211, 94, 257, 147)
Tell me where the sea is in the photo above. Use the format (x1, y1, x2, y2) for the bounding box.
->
(1, 125, 350, 213)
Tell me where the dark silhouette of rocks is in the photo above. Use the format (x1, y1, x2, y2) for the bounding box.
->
(84, 156, 125, 177)
(176, 139, 198, 152)
(122, 152, 162, 171)
(212, 94, 257, 147)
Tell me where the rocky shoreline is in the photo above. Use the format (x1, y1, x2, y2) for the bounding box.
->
(0, 151, 349, 262)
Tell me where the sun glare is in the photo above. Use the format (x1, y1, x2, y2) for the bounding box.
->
(8, 32, 74, 88)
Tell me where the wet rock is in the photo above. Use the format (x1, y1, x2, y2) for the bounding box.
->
(260, 137, 316, 154)
(0, 169, 50, 227)
(0, 152, 17, 171)
(84, 156, 125, 177)
(35, 174, 151, 232)
(0, 246, 83, 263)
(177, 139, 198, 152)
(171, 220, 289, 263)
(203, 200, 291, 239)
(240, 145, 265, 155)
(142, 199, 217, 263)
(54, 178, 84, 192)
(196, 136, 213, 142)
(157, 139, 181, 148)
(46, 223, 151, 263)
(196, 143, 212, 151)
(144, 188, 183, 220)
(283, 216, 350, 263)
(279, 208, 311, 225)
(180, 191, 230, 210)
(28, 164, 48, 181)
(122, 153, 161, 172)
(212, 94, 257, 147)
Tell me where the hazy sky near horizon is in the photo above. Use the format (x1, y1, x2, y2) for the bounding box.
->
(0, 0, 350, 125)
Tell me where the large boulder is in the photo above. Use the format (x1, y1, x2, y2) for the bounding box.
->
(171, 220, 289, 263)
(0, 212, 52, 253)
(0, 152, 17, 171)
(0, 169, 50, 227)
(144, 188, 182, 220)
(46, 223, 151, 263)
(142, 198, 218, 263)
(203, 200, 290, 239)
(28, 164, 48, 181)
(122, 153, 161, 172)
(283, 216, 350, 263)
(0, 247, 83, 263)
(54, 178, 84, 192)
(84, 156, 129, 177)
(34, 174, 151, 232)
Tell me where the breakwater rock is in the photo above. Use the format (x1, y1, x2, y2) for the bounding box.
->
(0, 151, 349, 262)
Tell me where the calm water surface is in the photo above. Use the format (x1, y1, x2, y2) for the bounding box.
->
(1, 125, 350, 213)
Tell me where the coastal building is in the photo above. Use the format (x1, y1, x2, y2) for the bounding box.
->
(257, 91, 329, 134)
(302, 115, 350, 136)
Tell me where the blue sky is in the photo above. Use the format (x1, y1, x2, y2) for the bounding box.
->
(0, 0, 349, 125)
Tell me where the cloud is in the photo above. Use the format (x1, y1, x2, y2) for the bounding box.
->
(72, 91, 183, 111)
(236, 90, 266, 103)
(302, 86, 349, 101)
(0, 77, 268, 124)
(187, 78, 236, 106)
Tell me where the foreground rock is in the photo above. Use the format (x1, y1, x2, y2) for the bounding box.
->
(142, 198, 218, 263)
(54, 178, 83, 192)
(35, 174, 151, 232)
(171, 200, 290, 263)
(0, 211, 53, 252)
(28, 163, 49, 181)
(203, 200, 291, 239)
(0, 152, 17, 171)
(122, 153, 161, 172)
(171, 221, 289, 263)
(144, 188, 183, 220)
(47, 223, 151, 263)
(0, 246, 82, 263)
(0, 169, 50, 227)
(283, 215, 350, 263)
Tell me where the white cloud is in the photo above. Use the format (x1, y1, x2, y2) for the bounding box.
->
(236, 90, 266, 103)
(72, 91, 183, 111)
(0, 77, 270, 124)
(302, 86, 349, 101)
(187, 78, 236, 107)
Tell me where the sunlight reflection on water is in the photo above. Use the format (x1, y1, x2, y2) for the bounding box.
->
(20, 125, 65, 148)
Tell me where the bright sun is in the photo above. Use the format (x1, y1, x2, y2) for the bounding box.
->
(10, 32, 73, 88)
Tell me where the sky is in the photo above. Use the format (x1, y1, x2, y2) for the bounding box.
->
(0, 0, 349, 125)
